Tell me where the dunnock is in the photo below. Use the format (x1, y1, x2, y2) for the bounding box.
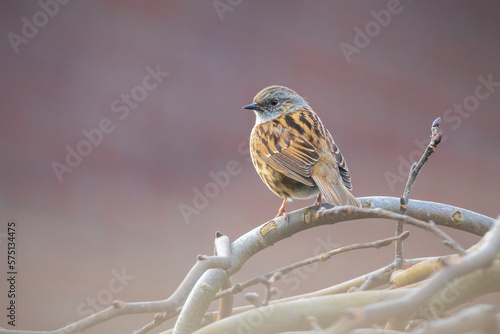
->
(244, 85, 361, 217)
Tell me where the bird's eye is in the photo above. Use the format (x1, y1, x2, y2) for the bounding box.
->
(270, 99, 279, 106)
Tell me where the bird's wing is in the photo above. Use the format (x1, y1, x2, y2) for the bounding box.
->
(262, 130, 360, 207)
(266, 136, 319, 186)
(325, 129, 353, 190)
(255, 117, 319, 186)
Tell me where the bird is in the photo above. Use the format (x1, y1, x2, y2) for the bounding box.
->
(243, 85, 361, 218)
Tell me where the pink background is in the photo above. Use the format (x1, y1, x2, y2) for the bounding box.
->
(1, 1, 499, 332)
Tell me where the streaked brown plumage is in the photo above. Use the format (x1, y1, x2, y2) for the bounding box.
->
(244, 85, 361, 217)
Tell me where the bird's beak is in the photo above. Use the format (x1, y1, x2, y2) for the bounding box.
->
(243, 103, 261, 111)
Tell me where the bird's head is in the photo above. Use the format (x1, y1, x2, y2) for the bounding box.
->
(243, 85, 309, 124)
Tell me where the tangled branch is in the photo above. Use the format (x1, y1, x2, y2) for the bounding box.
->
(329, 215, 500, 333)
(2, 116, 497, 334)
(0, 198, 494, 334)
(171, 201, 494, 333)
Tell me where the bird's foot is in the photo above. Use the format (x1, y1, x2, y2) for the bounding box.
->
(313, 194, 322, 208)
(276, 199, 289, 221)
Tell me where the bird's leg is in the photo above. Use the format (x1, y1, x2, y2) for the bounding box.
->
(314, 193, 322, 208)
(276, 199, 288, 220)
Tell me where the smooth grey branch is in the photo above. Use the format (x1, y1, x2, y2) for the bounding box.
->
(411, 304, 498, 334)
(172, 198, 494, 333)
(316, 206, 466, 255)
(214, 232, 408, 301)
(329, 215, 500, 333)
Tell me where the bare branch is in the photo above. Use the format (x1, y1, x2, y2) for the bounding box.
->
(192, 290, 411, 334)
(316, 207, 466, 256)
(214, 232, 234, 320)
(390, 257, 444, 288)
(353, 260, 398, 292)
(274, 257, 429, 305)
(400, 117, 443, 212)
(217, 277, 234, 320)
(172, 199, 494, 333)
(357, 196, 493, 236)
(214, 231, 231, 257)
(3, 199, 494, 334)
(202, 256, 430, 323)
(411, 304, 498, 334)
(134, 311, 179, 334)
(328, 216, 500, 333)
(191, 260, 500, 334)
(260, 272, 281, 306)
(396, 117, 443, 269)
(215, 232, 408, 301)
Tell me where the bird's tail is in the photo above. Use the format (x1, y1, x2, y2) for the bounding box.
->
(312, 175, 362, 207)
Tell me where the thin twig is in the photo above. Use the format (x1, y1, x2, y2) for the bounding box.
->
(214, 233, 408, 301)
(202, 256, 429, 323)
(134, 310, 180, 334)
(261, 271, 281, 306)
(242, 272, 282, 308)
(400, 117, 443, 211)
(316, 207, 467, 256)
(173, 199, 492, 334)
(396, 117, 443, 269)
(328, 216, 500, 333)
(353, 259, 399, 292)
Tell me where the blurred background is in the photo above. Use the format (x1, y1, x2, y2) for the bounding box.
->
(1, 1, 499, 332)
